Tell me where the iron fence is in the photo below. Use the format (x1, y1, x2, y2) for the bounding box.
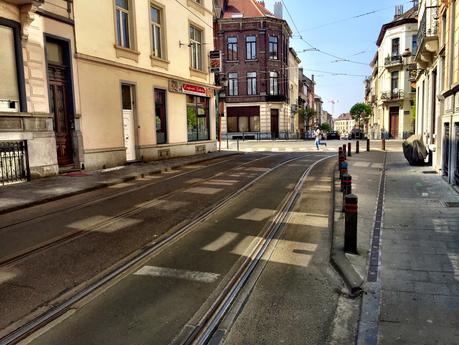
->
(0, 141, 30, 185)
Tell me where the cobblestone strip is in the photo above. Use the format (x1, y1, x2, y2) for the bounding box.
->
(357, 152, 387, 345)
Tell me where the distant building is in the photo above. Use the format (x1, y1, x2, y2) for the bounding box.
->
(334, 113, 355, 135)
(368, 5, 418, 139)
(288, 48, 301, 135)
(215, 0, 292, 139)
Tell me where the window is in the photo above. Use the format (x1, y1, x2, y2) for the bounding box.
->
(151, 5, 163, 58)
(269, 36, 278, 59)
(411, 35, 417, 55)
(247, 72, 257, 95)
(187, 95, 209, 141)
(391, 71, 399, 92)
(246, 36, 256, 60)
(190, 25, 203, 70)
(269, 71, 279, 95)
(391, 37, 400, 56)
(227, 106, 260, 132)
(155, 89, 167, 144)
(115, 0, 132, 49)
(228, 72, 238, 96)
(227, 36, 238, 61)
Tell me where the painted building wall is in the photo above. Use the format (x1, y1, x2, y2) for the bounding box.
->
(73, 0, 217, 169)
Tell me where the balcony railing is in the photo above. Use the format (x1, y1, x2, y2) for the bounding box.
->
(384, 55, 403, 67)
(381, 90, 405, 101)
(417, 5, 439, 52)
(0, 141, 30, 186)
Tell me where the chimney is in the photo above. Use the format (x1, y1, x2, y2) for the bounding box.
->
(274, 1, 283, 19)
(394, 5, 404, 19)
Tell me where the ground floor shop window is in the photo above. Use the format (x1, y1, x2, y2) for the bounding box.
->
(227, 106, 260, 132)
(187, 95, 209, 141)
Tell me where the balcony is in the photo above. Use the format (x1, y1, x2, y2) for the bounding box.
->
(384, 55, 403, 69)
(381, 90, 405, 102)
(266, 95, 287, 102)
(415, 4, 439, 66)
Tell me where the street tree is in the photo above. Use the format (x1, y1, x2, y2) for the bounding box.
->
(320, 122, 331, 132)
(298, 107, 316, 130)
(350, 103, 372, 132)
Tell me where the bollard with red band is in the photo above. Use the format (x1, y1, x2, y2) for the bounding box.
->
(344, 194, 358, 254)
(342, 174, 352, 209)
(348, 142, 352, 157)
(356, 140, 360, 154)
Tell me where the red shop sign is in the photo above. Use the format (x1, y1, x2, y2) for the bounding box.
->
(182, 83, 207, 96)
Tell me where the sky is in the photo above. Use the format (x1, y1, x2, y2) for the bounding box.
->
(263, 0, 417, 117)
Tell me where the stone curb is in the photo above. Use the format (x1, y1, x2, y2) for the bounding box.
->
(329, 163, 364, 296)
(0, 152, 240, 215)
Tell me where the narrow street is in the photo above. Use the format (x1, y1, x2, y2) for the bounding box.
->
(0, 145, 353, 345)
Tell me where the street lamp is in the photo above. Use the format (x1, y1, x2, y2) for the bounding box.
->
(215, 73, 228, 150)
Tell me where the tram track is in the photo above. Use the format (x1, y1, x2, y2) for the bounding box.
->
(0, 154, 272, 268)
(177, 155, 334, 345)
(0, 154, 249, 230)
(0, 153, 321, 345)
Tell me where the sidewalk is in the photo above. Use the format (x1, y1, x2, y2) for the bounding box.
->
(333, 142, 459, 344)
(0, 151, 238, 215)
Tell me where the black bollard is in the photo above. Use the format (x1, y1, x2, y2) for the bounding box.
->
(342, 144, 347, 158)
(382, 138, 386, 151)
(348, 142, 352, 157)
(356, 140, 360, 154)
(366, 138, 370, 152)
(344, 194, 358, 254)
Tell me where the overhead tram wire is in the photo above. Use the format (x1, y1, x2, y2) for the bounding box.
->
(279, 0, 368, 66)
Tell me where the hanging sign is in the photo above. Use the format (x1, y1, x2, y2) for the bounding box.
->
(169, 79, 212, 97)
(209, 50, 222, 73)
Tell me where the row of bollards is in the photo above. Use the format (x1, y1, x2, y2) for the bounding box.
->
(338, 143, 359, 254)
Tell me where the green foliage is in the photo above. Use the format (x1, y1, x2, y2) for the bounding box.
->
(298, 106, 315, 121)
(320, 122, 331, 132)
(350, 103, 372, 127)
(410, 99, 416, 122)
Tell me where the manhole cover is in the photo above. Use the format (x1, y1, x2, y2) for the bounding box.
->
(441, 201, 459, 208)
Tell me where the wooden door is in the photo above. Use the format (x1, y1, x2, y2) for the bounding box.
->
(389, 107, 399, 139)
(271, 109, 279, 138)
(48, 64, 73, 166)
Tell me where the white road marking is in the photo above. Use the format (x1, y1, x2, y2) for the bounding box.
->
(371, 163, 384, 168)
(202, 232, 239, 252)
(136, 199, 189, 211)
(0, 269, 17, 285)
(353, 161, 371, 167)
(134, 266, 220, 283)
(184, 187, 222, 195)
(108, 182, 136, 189)
(185, 178, 205, 184)
(271, 148, 279, 152)
(257, 148, 266, 151)
(67, 215, 142, 233)
(237, 208, 276, 221)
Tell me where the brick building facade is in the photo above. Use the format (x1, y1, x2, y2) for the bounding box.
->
(215, 0, 292, 139)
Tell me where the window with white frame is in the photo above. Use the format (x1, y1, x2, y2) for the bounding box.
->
(228, 72, 238, 96)
(247, 72, 257, 95)
(151, 5, 163, 58)
(190, 25, 203, 70)
(115, 0, 132, 49)
(246, 36, 256, 60)
(269, 71, 279, 95)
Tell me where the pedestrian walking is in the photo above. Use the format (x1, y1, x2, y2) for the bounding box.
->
(314, 127, 322, 150)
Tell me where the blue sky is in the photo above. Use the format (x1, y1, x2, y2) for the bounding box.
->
(263, 0, 416, 117)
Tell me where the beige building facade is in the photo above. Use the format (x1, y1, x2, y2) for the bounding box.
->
(74, 0, 217, 170)
(288, 48, 300, 135)
(0, 0, 82, 178)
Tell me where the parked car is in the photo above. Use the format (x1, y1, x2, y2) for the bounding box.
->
(326, 131, 340, 140)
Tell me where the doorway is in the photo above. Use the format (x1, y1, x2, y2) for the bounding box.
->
(389, 106, 399, 139)
(271, 109, 279, 139)
(155, 89, 167, 144)
(443, 122, 450, 177)
(46, 38, 74, 166)
(121, 84, 136, 161)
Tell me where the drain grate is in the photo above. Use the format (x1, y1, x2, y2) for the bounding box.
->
(441, 201, 459, 208)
